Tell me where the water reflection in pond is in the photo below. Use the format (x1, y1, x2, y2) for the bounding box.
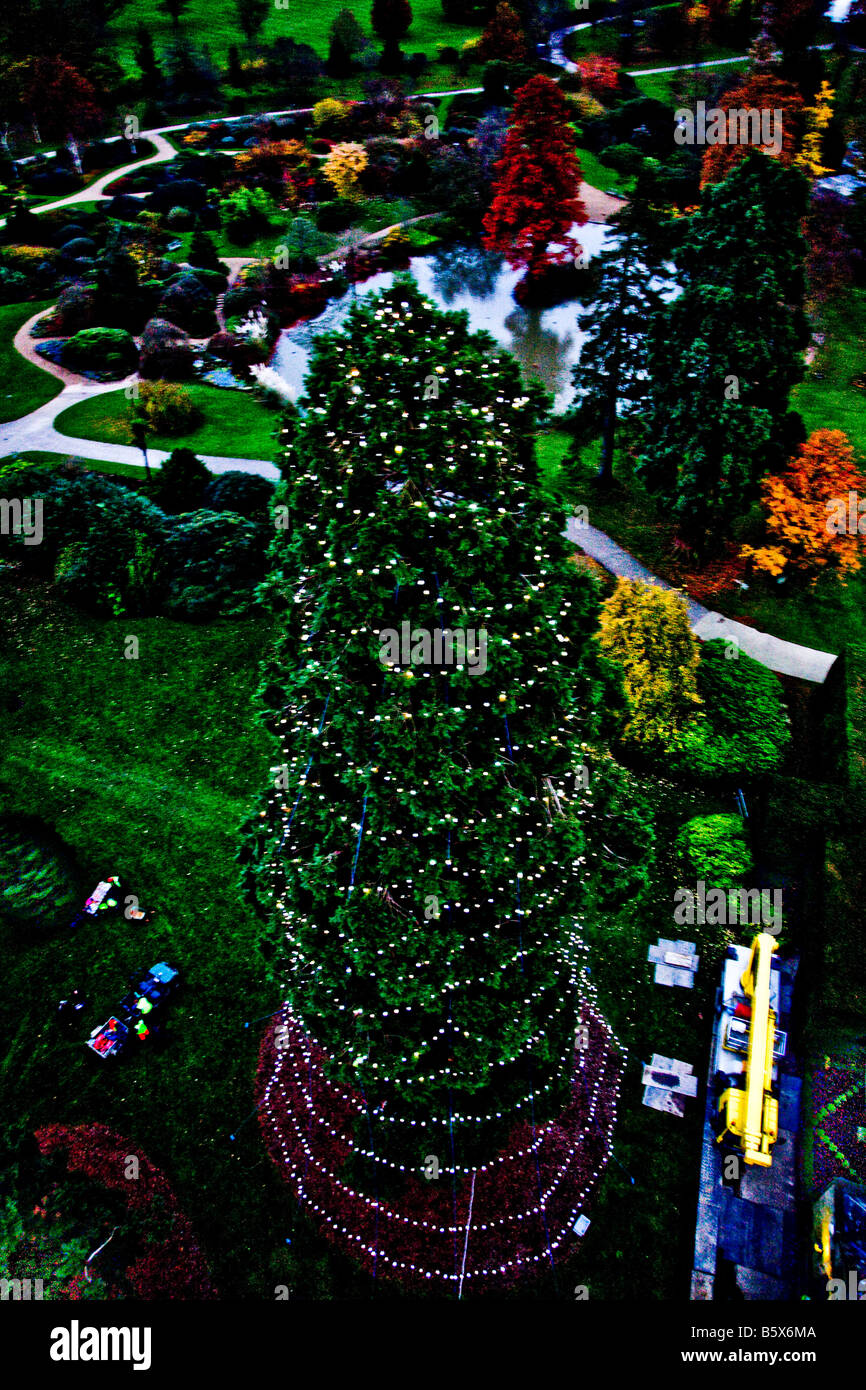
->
(270, 224, 613, 414)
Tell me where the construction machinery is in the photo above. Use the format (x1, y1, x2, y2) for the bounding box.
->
(715, 932, 781, 1167)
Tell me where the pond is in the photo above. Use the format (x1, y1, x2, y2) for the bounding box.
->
(270, 225, 615, 416)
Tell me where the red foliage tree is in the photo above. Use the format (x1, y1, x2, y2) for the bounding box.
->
(477, 2, 529, 65)
(9, 57, 102, 174)
(482, 74, 588, 289)
(576, 55, 621, 100)
(769, 0, 824, 49)
(700, 73, 804, 188)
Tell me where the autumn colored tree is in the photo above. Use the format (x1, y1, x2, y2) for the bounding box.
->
(482, 74, 587, 291)
(322, 140, 369, 200)
(234, 139, 313, 205)
(794, 80, 834, 182)
(477, 2, 529, 64)
(741, 429, 866, 581)
(700, 73, 804, 188)
(576, 55, 622, 101)
(8, 57, 102, 172)
(598, 579, 703, 751)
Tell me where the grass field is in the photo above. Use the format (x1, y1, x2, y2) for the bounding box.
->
(7, 450, 150, 481)
(54, 383, 281, 461)
(575, 145, 634, 195)
(107, 0, 482, 71)
(0, 300, 64, 424)
(0, 584, 289, 1295)
(794, 287, 866, 462)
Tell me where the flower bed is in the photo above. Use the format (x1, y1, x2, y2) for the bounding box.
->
(35, 1122, 218, 1299)
(811, 1064, 866, 1192)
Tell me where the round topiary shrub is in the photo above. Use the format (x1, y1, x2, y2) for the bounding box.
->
(104, 194, 143, 221)
(315, 200, 356, 233)
(149, 178, 208, 213)
(157, 272, 216, 336)
(675, 813, 753, 883)
(138, 380, 203, 436)
(668, 640, 792, 780)
(221, 285, 260, 319)
(59, 236, 97, 261)
(55, 284, 98, 334)
(63, 327, 138, 378)
(139, 317, 195, 381)
(203, 469, 275, 522)
(0, 817, 79, 931)
(166, 205, 194, 229)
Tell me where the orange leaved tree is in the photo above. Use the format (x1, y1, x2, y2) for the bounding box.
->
(700, 73, 804, 188)
(740, 429, 866, 581)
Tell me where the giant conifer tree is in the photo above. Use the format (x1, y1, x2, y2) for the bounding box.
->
(242, 280, 626, 1292)
(567, 198, 667, 488)
(636, 153, 810, 550)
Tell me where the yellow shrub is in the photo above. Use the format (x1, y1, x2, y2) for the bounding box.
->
(572, 91, 605, 120)
(312, 98, 354, 134)
(322, 142, 368, 202)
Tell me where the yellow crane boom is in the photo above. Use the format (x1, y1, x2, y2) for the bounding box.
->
(717, 932, 779, 1167)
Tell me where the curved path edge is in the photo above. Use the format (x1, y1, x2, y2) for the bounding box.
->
(565, 515, 838, 684)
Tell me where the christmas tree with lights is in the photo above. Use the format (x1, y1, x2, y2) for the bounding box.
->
(242, 279, 626, 1293)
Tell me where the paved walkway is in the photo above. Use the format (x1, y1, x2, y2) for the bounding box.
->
(0, 379, 280, 478)
(564, 515, 838, 684)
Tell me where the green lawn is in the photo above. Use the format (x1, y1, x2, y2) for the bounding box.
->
(7, 450, 149, 481)
(108, 0, 482, 71)
(632, 58, 748, 108)
(794, 288, 866, 462)
(575, 145, 634, 195)
(0, 300, 64, 425)
(0, 585, 306, 1297)
(54, 383, 281, 461)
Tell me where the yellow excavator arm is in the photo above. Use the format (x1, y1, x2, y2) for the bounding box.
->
(717, 933, 779, 1167)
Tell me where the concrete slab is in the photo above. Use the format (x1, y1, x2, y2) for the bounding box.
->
(692, 610, 837, 683)
(642, 1085, 686, 1117)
